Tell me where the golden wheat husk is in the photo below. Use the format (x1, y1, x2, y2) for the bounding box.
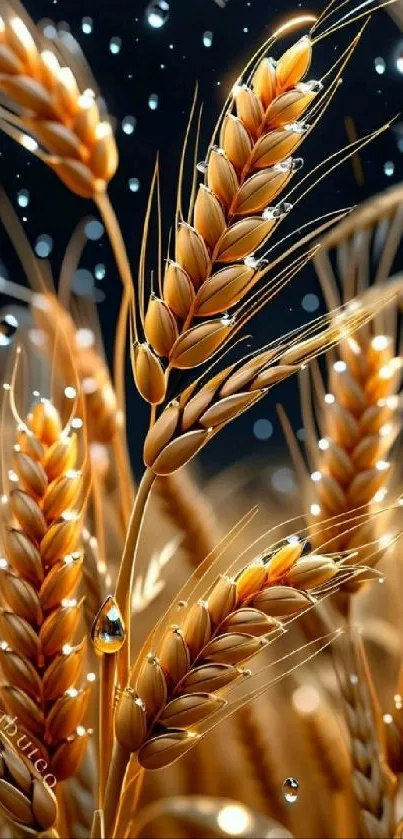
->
(340, 631, 396, 838)
(0, 1, 117, 198)
(0, 727, 58, 836)
(0, 399, 90, 781)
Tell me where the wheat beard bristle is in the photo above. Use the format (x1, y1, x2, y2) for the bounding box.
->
(113, 541, 344, 772)
(307, 325, 399, 592)
(0, 400, 89, 782)
(0, 4, 118, 198)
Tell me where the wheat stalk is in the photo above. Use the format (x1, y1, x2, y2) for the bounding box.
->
(0, 727, 58, 837)
(0, 399, 90, 782)
(104, 539, 349, 833)
(340, 630, 396, 838)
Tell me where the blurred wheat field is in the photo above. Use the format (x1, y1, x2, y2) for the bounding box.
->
(0, 0, 401, 837)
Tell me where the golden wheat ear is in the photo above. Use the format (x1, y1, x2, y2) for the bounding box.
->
(294, 188, 403, 605)
(338, 630, 396, 838)
(103, 531, 363, 833)
(0, 0, 117, 198)
(0, 397, 91, 781)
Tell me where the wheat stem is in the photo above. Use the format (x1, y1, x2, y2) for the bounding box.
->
(99, 654, 116, 809)
(103, 742, 131, 837)
(115, 467, 156, 685)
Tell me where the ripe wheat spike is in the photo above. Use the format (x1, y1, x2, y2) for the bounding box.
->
(0, 728, 58, 836)
(299, 186, 403, 598)
(340, 631, 396, 839)
(0, 0, 117, 198)
(0, 399, 90, 781)
(132, 34, 324, 403)
(104, 538, 354, 833)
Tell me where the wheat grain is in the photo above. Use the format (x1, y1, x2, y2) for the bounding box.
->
(340, 631, 396, 839)
(155, 471, 220, 572)
(0, 727, 58, 836)
(0, 2, 117, 198)
(0, 399, 90, 781)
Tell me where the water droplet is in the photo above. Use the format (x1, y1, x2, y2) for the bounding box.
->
(282, 778, 299, 804)
(244, 254, 259, 268)
(272, 467, 296, 494)
(72, 269, 94, 297)
(302, 293, 319, 313)
(91, 595, 126, 654)
(0, 314, 18, 346)
(384, 160, 395, 177)
(177, 600, 188, 609)
(17, 189, 29, 208)
(203, 30, 213, 47)
(374, 56, 385, 75)
(35, 234, 53, 258)
(129, 177, 140, 192)
(299, 79, 323, 93)
(81, 16, 93, 34)
(122, 115, 136, 135)
(85, 219, 104, 240)
(253, 418, 273, 440)
(145, 0, 170, 28)
(285, 121, 307, 135)
(95, 263, 105, 281)
(109, 36, 122, 55)
(221, 313, 235, 326)
(148, 93, 159, 110)
(196, 160, 208, 174)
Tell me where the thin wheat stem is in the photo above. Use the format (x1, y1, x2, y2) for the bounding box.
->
(114, 467, 156, 686)
(99, 654, 116, 810)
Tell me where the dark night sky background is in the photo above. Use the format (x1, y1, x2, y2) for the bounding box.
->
(0, 0, 402, 479)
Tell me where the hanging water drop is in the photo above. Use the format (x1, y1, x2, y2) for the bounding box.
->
(244, 254, 259, 269)
(0, 314, 18, 346)
(196, 160, 208, 174)
(282, 777, 299, 803)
